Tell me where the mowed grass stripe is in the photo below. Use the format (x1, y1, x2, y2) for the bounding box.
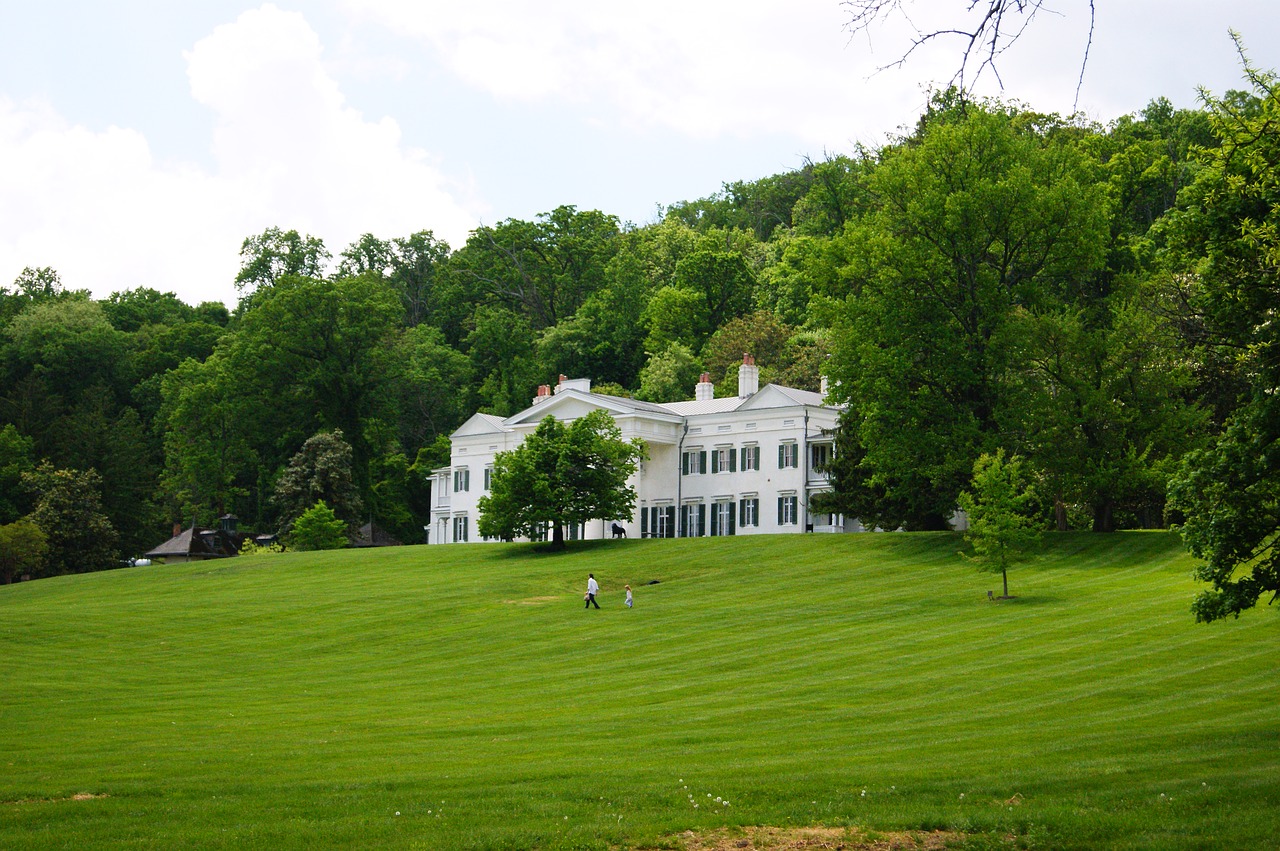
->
(1, 531, 1277, 850)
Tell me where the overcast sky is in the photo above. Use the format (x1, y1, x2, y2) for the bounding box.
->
(2, 1, 1277, 307)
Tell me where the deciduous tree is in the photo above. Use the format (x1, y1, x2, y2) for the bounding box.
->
(957, 450, 1041, 598)
(1165, 51, 1280, 621)
(478, 410, 645, 549)
(0, 518, 47, 584)
(273, 430, 363, 536)
(289, 500, 349, 551)
(22, 462, 118, 577)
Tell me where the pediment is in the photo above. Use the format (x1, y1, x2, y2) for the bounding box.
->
(452, 412, 510, 437)
(736, 384, 821, 410)
(504, 390, 639, 426)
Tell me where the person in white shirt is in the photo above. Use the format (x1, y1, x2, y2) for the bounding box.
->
(625, 585, 633, 608)
(585, 573, 600, 609)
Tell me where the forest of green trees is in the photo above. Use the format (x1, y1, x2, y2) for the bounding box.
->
(2, 65, 1278, 618)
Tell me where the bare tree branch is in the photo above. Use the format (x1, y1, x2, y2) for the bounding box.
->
(843, 0, 1096, 111)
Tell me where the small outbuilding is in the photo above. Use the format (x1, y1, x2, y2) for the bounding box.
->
(143, 516, 244, 564)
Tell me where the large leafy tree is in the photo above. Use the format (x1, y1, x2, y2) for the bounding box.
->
(234, 227, 330, 307)
(21, 463, 118, 577)
(225, 273, 403, 491)
(1165, 53, 1280, 621)
(159, 354, 256, 525)
(449, 206, 620, 331)
(1008, 298, 1205, 531)
(273, 430, 363, 535)
(823, 103, 1109, 529)
(478, 410, 645, 549)
(0, 424, 34, 524)
(336, 230, 452, 327)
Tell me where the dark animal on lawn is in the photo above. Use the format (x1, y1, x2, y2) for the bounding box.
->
(611, 523, 627, 539)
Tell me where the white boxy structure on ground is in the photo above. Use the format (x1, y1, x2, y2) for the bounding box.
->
(429, 355, 857, 544)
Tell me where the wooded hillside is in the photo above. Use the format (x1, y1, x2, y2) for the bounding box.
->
(3, 69, 1278, 619)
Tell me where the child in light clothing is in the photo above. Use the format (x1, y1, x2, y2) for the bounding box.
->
(625, 585, 633, 608)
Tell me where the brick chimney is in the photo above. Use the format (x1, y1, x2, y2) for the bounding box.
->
(695, 372, 715, 402)
(738, 353, 759, 398)
(532, 384, 552, 405)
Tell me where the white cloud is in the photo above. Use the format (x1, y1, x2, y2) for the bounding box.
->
(0, 3, 479, 306)
(346, 0, 1280, 151)
(345, 0, 920, 144)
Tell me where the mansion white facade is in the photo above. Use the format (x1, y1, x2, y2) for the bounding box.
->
(429, 356, 860, 544)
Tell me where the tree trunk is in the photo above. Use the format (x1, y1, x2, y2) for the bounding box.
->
(1091, 499, 1115, 533)
(1054, 498, 1068, 532)
(1002, 567, 1008, 599)
(551, 523, 565, 550)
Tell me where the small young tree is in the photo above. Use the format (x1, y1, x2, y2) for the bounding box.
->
(289, 500, 349, 551)
(478, 410, 645, 549)
(957, 450, 1041, 599)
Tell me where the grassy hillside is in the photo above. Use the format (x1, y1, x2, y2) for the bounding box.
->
(0, 532, 1276, 849)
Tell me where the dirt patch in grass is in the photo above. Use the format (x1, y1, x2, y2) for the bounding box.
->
(5, 793, 109, 805)
(667, 826, 963, 850)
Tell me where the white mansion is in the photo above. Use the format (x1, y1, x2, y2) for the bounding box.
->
(429, 355, 864, 544)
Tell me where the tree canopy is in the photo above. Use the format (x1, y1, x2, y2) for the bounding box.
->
(2, 59, 1278, 623)
(478, 410, 645, 549)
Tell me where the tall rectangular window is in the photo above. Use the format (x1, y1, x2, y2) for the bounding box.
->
(811, 443, 831, 471)
(739, 497, 760, 527)
(777, 495, 798, 525)
(778, 443, 798, 469)
(681, 503, 706, 537)
(483, 467, 493, 491)
(644, 506, 676, 538)
(710, 500, 736, 536)
(740, 445, 760, 471)
(710, 447, 736, 473)
(453, 468, 470, 492)
(682, 449, 707, 475)
(453, 515, 469, 542)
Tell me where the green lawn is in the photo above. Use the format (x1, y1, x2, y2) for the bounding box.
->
(0, 532, 1276, 849)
